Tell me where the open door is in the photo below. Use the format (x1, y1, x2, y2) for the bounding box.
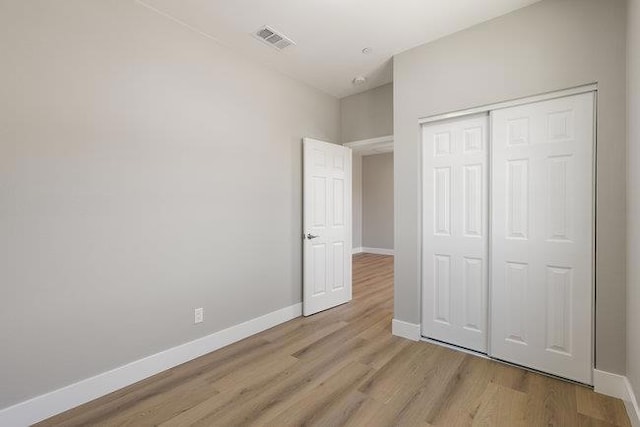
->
(303, 138, 352, 316)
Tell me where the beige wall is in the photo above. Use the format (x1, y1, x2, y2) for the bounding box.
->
(341, 83, 393, 143)
(362, 153, 394, 250)
(627, 0, 640, 404)
(394, 0, 627, 373)
(0, 0, 339, 409)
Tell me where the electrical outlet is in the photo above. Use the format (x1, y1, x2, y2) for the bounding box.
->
(194, 307, 204, 324)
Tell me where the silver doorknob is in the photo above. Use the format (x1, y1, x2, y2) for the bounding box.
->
(306, 233, 319, 239)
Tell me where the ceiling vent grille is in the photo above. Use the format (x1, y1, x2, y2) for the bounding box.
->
(252, 26, 295, 50)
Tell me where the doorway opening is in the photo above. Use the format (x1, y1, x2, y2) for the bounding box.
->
(345, 136, 394, 258)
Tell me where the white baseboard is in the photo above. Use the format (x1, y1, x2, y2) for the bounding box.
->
(594, 369, 640, 426)
(625, 376, 640, 427)
(392, 319, 421, 341)
(352, 247, 363, 254)
(361, 247, 395, 256)
(594, 370, 628, 399)
(0, 303, 302, 427)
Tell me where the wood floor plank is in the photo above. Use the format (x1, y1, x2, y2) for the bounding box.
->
(472, 382, 528, 427)
(578, 413, 622, 427)
(384, 347, 467, 426)
(304, 390, 369, 427)
(80, 376, 219, 427)
(356, 341, 438, 403)
(488, 360, 530, 393)
(341, 396, 390, 427)
(260, 361, 373, 426)
(576, 386, 632, 427)
(423, 355, 495, 425)
(522, 370, 580, 426)
(210, 353, 299, 394)
(357, 333, 412, 369)
(39, 253, 631, 427)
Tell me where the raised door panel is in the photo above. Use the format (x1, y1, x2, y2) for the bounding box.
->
(504, 262, 529, 346)
(434, 131, 452, 156)
(333, 178, 345, 227)
(434, 254, 452, 324)
(547, 155, 572, 242)
(332, 242, 345, 291)
(463, 165, 483, 237)
(546, 266, 573, 355)
(463, 127, 483, 153)
(462, 257, 484, 332)
(434, 168, 452, 236)
(311, 244, 327, 296)
(506, 160, 529, 240)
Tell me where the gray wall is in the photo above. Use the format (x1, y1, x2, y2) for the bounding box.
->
(362, 153, 394, 250)
(627, 0, 640, 403)
(0, 0, 339, 409)
(341, 84, 394, 251)
(352, 154, 363, 249)
(341, 83, 393, 143)
(394, 0, 627, 374)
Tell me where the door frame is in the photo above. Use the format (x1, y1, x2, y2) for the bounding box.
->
(343, 135, 394, 256)
(417, 83, 598, 383)
(418, 84, 597, 125)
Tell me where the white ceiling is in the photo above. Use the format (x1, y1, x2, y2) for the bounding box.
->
(137, 0, 540, 98)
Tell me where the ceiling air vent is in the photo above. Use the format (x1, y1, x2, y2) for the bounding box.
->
(253, 26, 295, 51)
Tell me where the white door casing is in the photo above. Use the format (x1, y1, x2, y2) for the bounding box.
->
(490, 92, 594, 384)
(303, 138, 352, 316)
(421, 114, 489, 353)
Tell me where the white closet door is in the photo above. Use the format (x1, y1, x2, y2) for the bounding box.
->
(490, 92, 594, 384)
(422, 114, 489, 352)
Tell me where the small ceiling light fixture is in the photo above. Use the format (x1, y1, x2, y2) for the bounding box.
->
(353, 76, 367, 85)
(361, 47, 372, 55)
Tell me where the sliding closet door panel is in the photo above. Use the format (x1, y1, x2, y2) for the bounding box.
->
(422, 114, 488, 352)
(490, 92, 594, 384)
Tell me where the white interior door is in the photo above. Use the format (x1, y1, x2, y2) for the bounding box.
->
(421, 114, 489, 352)
(303, 138, 352, 316)
(490, 92, 594, 384)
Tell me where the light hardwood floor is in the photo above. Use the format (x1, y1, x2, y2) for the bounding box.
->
(39, 253, 630, 426)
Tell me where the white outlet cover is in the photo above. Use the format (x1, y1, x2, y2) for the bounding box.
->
(194, 308, 204, 324)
